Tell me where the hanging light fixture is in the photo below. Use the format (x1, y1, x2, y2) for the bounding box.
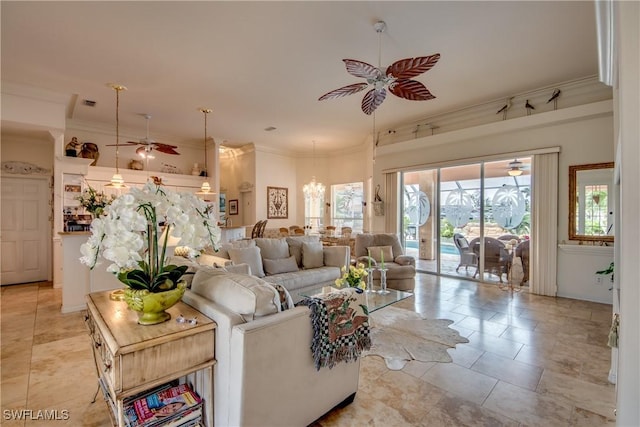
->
(196, 108, 214, 195)
(105, 83, 127, 188)
(303, 141, 325, 200)
(507, 159, 524, 177)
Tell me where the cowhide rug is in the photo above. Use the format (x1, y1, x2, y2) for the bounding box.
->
(364, 305, 469, 370)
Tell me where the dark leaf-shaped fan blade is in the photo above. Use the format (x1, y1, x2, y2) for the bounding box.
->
(319, 83, 369, 101)
(389, 79, 435, 101)
(362, 88, 387, 115)
(153, 143, 180, 155)
(343, 59, 382, 79)
(386, 54, 441, 79)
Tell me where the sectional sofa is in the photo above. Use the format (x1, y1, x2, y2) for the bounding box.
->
(194, 236, 350, 302)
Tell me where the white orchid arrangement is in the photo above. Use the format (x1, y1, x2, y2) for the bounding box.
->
(80, 182, 221, 292)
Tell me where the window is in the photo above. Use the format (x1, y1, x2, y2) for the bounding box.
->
(331, 182, 364, 233)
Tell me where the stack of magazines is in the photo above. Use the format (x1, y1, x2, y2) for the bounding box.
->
(123, 382, 203, 427)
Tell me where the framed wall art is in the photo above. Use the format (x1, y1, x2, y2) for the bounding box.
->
(267, 186, 288, 219)
(229, 199, 238, 215)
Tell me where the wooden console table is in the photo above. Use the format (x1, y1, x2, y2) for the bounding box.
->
(85, 291, 216, 426)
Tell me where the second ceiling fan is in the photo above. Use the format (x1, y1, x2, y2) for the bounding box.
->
(108, 114, 180, 157)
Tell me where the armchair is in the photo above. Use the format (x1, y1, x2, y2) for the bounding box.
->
(354, 233, 415, 291)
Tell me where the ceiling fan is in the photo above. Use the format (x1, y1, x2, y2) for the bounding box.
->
(319, 21, 440, 115)
(107, 114, 180, 157)
(507, 159, 529, 176)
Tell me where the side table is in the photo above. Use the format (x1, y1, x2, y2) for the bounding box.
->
(85, 291, 216, 427)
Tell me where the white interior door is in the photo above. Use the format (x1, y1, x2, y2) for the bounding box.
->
(1, 177, 50, 285)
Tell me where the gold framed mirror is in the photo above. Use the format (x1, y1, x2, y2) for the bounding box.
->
(569, 162, 614, 242)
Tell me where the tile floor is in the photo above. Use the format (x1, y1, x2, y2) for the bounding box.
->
(1, 274, 616, 426)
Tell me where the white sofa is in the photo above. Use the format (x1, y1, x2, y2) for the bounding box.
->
(181, 270, 363, 427)
(197, 236, 350, 303)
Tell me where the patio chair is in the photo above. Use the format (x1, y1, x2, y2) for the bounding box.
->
(470, 237, 511, 283)
(453, 233, 478, 273)
(498, 234, 521, 244)
(515, 239, 530, 285)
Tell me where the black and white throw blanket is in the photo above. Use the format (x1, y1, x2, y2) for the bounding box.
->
(301, 288, 371, 370)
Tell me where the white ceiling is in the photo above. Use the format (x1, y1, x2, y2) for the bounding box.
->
(1, 1, 598, 154)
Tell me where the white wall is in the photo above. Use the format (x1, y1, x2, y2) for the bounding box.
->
(220, 146, 255, 227)
(254, 148, 298, 229)
(1, 134, 54, 171)
(557, 245, 613, 303)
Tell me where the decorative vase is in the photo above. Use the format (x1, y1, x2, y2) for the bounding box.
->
(378, 268, 389, 295)
(123, 281, 186, 325)
(365, 267, 375, 293)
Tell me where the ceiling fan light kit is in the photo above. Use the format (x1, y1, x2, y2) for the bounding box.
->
(507, 159, 524, 176)
(319, 20, 440, 115)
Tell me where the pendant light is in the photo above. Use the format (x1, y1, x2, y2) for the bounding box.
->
(196, 108, 214, 195)
(105, 83, 127, 188)
(303, 141, 325, 200)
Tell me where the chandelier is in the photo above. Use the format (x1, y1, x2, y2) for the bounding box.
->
(105, 83, 127, 188)
(303, 141, 325, 200)
(303, 177, 325, 200)
(196, 108, 214, 195)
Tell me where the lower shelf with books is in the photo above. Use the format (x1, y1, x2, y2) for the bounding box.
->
(104, 380, 204, 427)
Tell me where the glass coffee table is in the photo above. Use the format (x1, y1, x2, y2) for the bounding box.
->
(298, 285, 412, 313)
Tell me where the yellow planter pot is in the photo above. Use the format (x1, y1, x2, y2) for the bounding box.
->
(123, 281, 186, 325)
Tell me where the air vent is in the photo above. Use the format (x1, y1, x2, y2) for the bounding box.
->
(82, 99, 97, 107)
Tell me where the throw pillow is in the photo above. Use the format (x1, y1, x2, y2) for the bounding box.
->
(190, 269, 280, 321)
(367, 245, 394, 263)
(302, 241, 324, 269)
(267, 283, 294, 311)
(255, 238, 290, 260)
(215, 239, 256, 259)
(228, 246, 265, 278)
(286, 236, 320, 267)
(263, 255, 299, 275)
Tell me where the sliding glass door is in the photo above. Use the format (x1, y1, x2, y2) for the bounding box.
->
(401, 157, 531, 286)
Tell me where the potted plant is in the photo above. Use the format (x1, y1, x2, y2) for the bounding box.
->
(335, 263, 368, 291)
(80, 182, 221, 324)
(77, 184, 115, 217)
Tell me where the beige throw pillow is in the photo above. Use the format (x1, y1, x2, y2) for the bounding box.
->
(263, 255, 299, 275)
(255, 238, 290, 260)
(228, 246, 265, 278)
(286, 236, 320, 267)
(367, 245, 394, 263)
(302, 241, 324, 269)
